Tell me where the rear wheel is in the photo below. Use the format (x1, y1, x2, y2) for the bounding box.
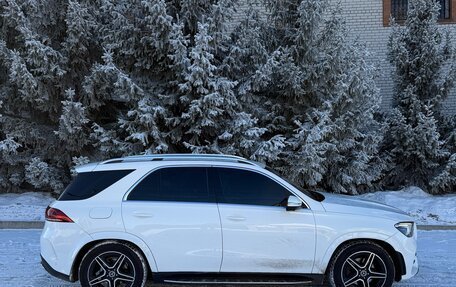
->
(327, 241, 395, 287)
(79, 241, 147, 287)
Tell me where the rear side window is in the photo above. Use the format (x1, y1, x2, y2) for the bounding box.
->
(214, 168, 291, 207)
(59, 170, 134, 201)
(127, 167, 214, 203)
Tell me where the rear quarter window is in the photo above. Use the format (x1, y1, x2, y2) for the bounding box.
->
(59, 170, 134, 201)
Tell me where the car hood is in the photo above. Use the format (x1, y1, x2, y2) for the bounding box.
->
(320, 192, 412, 221)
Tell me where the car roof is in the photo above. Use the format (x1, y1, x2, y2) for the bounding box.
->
(74, 154, 265, 173)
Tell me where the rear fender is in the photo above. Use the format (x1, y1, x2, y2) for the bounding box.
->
(84, 232, 158, 273)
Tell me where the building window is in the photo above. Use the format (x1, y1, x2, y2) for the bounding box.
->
(391, 0, 408, 21)
(439, 0, 452, 19)
(384, 0, 456, 26)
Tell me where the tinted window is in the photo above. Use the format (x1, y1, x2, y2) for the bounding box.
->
(127, 167, 213, 202)
(214, 168, 291, 206)
(59, 170, 134, 201)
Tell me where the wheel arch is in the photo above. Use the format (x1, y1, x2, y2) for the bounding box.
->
(70, 233, 158, 281)
(324, 238, 406, 282)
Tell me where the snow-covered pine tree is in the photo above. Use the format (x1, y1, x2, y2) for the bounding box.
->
(97, 0, 143, 70)
(116, 69, 169, 155)
(207, 0, 237, 57)
(82, 50, 148, 157)
(0, 0, 70, 193)
(178, 22, 237, 152)
(168, 22, 263, 155)
(0, 0, 387, 196)
(171, 0, 215, 35)
(56, 88, 90, 152)
(222, 6, 269, 97)
(82, 51, 122, 110)
(25, 157, 63, 192)
(386, 0, 456, 193)
(248, 0, 383, 194)
(1, 0, 65, 115)
(64, 0, 99, 84)
(119, 96, 169, 154)
(138, 0, 173, 70)
(159, 21, 190, 145)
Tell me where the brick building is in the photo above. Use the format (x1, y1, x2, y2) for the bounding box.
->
(236, 0, 456, 114)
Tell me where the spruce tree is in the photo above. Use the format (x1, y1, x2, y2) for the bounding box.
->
(249, 0, 384, 194)
(386, 0, 456, 193)
(138, 0, 173, 70)
(56, 88, 90, 152)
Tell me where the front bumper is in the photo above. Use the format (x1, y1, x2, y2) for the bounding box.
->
(387, 230, 419, 281)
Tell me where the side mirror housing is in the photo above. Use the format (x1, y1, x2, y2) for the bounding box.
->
(286, 195, 302, 211)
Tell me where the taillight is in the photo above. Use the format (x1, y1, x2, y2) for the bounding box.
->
(45, 206, 74, 223)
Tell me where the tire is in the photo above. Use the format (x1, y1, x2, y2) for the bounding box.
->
(79, 241, 148, 287)
(327, 241, 395, 287)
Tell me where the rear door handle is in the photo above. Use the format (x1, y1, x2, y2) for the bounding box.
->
(227, 215, 246, 222)
(132, 212, 154, 218)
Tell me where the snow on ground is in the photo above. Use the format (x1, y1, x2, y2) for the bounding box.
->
(358, 187, 456, 225)
(0, 229, 455, 287)
(0, 192, 55, 221)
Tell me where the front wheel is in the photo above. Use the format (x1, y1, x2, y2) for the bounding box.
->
(327, 241, 395, 287)
(79, 241, 148, 287)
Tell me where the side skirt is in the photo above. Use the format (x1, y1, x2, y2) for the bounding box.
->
(152, 272, 325, 285)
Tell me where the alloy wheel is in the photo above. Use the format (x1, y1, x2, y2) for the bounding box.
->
(87, 251, 136, 287)
(340, 251, 388, 287)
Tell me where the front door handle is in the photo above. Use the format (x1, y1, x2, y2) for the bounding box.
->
(227, 215, 246, 222)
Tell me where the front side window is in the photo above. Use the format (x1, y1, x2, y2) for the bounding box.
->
(214, 167, 292, 207)
(127, 167, 214, 203)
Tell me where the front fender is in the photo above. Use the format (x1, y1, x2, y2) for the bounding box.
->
(313, 231, 393, 274)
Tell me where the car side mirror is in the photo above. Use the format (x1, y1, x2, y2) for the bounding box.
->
(286, 195, 302, 211)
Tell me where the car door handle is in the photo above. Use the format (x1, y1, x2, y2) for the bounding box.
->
(227, 215, 246, 222)
(132, 212, 154, 218)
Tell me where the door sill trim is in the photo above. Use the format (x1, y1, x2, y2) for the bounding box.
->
(154, 272, 324, 285)
(163, 279, 312, 285)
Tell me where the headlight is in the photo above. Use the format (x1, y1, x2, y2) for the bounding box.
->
(395, 222, 414, 237)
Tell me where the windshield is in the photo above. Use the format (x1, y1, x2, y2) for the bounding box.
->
(265, 167, 325, 202)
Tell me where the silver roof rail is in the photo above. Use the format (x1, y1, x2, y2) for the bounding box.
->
(101, 154, 265, 168)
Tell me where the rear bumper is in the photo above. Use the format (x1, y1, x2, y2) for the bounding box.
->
(40, 221, 92, 281)
(41, 255, 72, 282)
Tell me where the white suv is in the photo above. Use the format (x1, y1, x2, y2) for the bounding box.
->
(41, 154, 418, 287)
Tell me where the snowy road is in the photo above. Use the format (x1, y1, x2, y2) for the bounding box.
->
(0, 230, 455, 287)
